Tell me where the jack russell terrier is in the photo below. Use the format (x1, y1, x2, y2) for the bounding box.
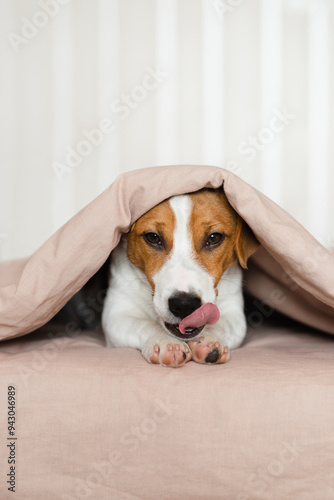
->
(102, 188, 259, 367)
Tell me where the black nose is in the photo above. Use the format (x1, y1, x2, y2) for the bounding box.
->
(168, 293, 202, 319)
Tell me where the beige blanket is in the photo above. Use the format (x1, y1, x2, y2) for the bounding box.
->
(1, 165, 334, 499)
(1, 165, 333, 339)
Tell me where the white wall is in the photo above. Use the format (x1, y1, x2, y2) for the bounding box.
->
(1, 0, 333, 260)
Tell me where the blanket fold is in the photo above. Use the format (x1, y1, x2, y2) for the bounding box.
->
(1, 165, 333, 340)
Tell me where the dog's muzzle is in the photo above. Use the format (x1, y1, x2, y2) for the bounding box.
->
(168, 292, 202, 319)
(165, 292, 203, 340)
(164, 322, 204, 340)
(164, 299, 220, 340)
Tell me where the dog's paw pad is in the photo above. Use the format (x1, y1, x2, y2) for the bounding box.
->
(160, 343, 191, 367)
(205, 347, 220, 363)
(147, 341, 191, 367)
(149, 344, 161, 364)
(188, 338, 230, 365)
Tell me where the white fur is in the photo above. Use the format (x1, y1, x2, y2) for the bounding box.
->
(153, 196, 216, 323)
(102, 194, 247, 363)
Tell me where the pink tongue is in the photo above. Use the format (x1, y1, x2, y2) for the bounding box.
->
(179, 303, 220, 334)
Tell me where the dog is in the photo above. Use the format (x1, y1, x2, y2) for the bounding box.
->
(102, 188, 259, 367)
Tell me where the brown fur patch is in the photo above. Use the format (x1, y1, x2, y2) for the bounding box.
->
(188, 190, 239, 288)
(126, 199, 175, 290)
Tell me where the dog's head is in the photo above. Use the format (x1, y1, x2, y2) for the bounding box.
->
(127, 189, 259, 339)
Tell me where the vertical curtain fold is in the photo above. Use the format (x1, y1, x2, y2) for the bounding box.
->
(0, 0, 333, 261)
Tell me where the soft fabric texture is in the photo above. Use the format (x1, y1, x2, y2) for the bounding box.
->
(1, 165, 334, 499)
(1, 323, 334, 500)
(1, 165, 334, 339)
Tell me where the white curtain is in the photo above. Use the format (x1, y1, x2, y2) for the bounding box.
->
(1, 0, 333, 260)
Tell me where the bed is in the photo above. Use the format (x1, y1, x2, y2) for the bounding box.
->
(1, 165, 334, 500)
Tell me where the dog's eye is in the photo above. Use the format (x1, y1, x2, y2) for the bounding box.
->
(205, 233, 225, 248)
(143, 232, 163, 248)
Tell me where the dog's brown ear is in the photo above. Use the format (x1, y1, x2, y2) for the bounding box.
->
(234, 216, 260, 269)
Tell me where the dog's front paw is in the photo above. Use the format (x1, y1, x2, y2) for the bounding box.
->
(188, 336, 230, 365)
(142, 338, 192, 368)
